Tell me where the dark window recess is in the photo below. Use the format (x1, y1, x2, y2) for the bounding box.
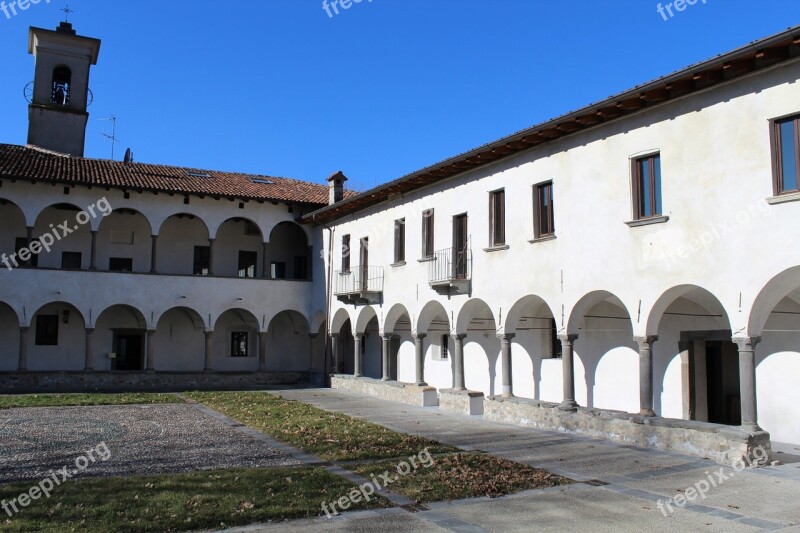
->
(238, 251, 257, 278)
(193, 246, 210, 276)
(293, 256, 308, 280)
(550, 318, 562, 359)
(35, 315, 59, 346)
(632, 154, 662, 219)
(440, 335, 449, 359)
(394, 218, 406, 263)
(15, 237, 38, 267)
(342, 234, 351, 272)
(51, 66, 71, 106)
(109, 257, 133, 272)
(271, 261, 286, 279)
(231, 332, 249, 357)
(489, 190, 505, 246)
(61, 252, 82, 270)
(422, 209, 434, 258)
(775, 115, 800, 194)
(535, 182, 555, 238)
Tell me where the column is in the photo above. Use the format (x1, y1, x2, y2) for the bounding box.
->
(734, 336, 761, 432)
(635, 336, 658, 416)
(18, 326, 29, 371)
(678, 340, 692, 420)
(558, 334, 579, 411)
(381, 334, 391, 381)
(330, 333, 340, 374)
(414, 333, 427, 386)
(150, 235, 158, 274)
(207, 239, 215, 276)
(452, 333, 467, 390)
(204, 331, 214, 371)
(145, 329, 156, 371)
(89, 231, 98, 270)
(84, 328, 95, 371)
(353, 333, 363, 377)
(308, 333, 318, 374)
(498, 333, 515, 398)
(258, 332, 268, 372)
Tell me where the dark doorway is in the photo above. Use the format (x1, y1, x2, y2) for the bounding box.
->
(705, 341, 741, 426)
(113, 333, 144, 371)
(452, 214, 468, 279)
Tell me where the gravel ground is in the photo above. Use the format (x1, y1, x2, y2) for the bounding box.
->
(0, 403, 300, 482)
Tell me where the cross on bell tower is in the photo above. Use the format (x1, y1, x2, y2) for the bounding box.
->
(26, 20, 101, 157)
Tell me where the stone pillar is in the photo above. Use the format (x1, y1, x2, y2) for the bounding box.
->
(204, 331, 214, 371)
(89, 231, 98, 270)
(381, 334, 391, 381)
(18, 326, 29, 371)
(353, 333, 363, 377)
(258, 332, 268, 372)
(414, 333, 427, 386)
(558, 334, 579, 411)
(84, 328, 95, 371)
(452, 333, 467, 391)
(678, 340, 692, 420)
(145, 329, 156, 371)
(498, 333, 515, 398)
(635, 335, 658, 416)
(262, 242, 269, 279)
(150, 236, 158, 274)
(330, 333, 340, 374)
(734, 336, 761, 432)
(207, 239, 215, 276)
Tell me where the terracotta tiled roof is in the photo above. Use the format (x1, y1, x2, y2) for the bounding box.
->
(0, 143, 336, 206)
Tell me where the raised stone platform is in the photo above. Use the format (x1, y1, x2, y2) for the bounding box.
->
(0, 371, 307, 393)
(330, 375, 438, 406)
(484, 395, 772, 465)
(439, 388, 484, 416)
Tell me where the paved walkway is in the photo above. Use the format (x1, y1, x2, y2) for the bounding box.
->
(222, 388, 800, 533)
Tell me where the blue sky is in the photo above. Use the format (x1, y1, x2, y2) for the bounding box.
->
(1, 1, 799, 192)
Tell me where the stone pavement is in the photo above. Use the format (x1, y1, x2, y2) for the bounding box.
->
(220, 388, 800, 533)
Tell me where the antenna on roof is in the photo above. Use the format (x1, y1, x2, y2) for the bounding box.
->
(99, 116, 119, 160)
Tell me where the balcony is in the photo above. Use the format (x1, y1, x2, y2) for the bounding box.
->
(334, 265, 384, 304)
(428, 247, 471, 294)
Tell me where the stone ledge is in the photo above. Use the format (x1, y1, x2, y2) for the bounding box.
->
(331, 375, 438, 407)
(439, 388, 484, 416)
(484, 395, 772, 465)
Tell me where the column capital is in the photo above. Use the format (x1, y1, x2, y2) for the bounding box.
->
(353, 332, 363, 340)
(497, 332, 515, 342)
(85, 327, 96, 334)
(330, 332, 340, 339)
(450, 333, 467, 341)
(634, 335, 658, 349)
(733, 336, 761, 351)
(558, 333, 578, 344)
(308, 333, 319, 339)
(412, 332, 427, 340)
(204, 330, 214, 337)
(19, 325, 30, 332)
(381, 333, 394, 341)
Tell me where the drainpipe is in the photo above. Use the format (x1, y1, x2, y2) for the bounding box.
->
(312, 212, 335, 387)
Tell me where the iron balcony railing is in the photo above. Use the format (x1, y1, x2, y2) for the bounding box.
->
(428, 247, 472, 285)
(334, 265, 384, 295)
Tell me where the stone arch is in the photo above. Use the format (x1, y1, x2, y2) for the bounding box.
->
(28, 301, 86, 371)
(156, 213, 211, 275)
(384, 303, 411, 334)
(645, 284, 731, 337)
(213, 217, 264, 278)
(33, 202, 94, 269)
(330, 308, 352, 336)
(154, 306, 206, 372)
(97, 207, 154, 273)
(748, 266, 800, 337)
(355, 306, 378, 335)
(267, 310, 311, 372)
(267, 221, 310, 280)
(416, 300, 450, 334)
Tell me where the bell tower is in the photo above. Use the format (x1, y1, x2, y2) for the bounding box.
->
(26, 22, 101, 157)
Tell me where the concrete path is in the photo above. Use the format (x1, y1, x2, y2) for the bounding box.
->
(222, 388, 800, 533)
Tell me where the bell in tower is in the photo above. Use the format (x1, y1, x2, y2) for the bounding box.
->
(26, 22, 101, 157)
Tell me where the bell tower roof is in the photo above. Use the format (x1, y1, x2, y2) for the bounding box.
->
(28, 23, 101, 65)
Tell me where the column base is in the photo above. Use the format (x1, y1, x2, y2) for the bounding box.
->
(381, 376, 390, 382)
(415, 380, 428, 387)
(558, 399, 579, 412)
(640, 408, 656, 417)
(741, 423, 763, 433)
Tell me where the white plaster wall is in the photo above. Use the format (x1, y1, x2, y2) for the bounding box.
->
(33, 205, 92, 269)
(212, 311, 258, 372)
(154, 308, 205, 372)
(27, 303, 84, 371)
(267, 311, 310, 372)
(97, 211, 152, 273)
(214, 219, 263, 278)
(157, 216, 209, 275)
(396, 338, 415, 383)
(0, 202, 27, 260)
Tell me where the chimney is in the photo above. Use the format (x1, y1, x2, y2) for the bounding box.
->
(327, 171, 347, 205)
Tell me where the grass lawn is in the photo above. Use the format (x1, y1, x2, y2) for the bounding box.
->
(0, 467, 389, 533)
(0, 393, 182, 410)
(186, 391, 457, 461)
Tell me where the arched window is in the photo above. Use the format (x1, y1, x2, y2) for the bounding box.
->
(51, 66, 72, 106)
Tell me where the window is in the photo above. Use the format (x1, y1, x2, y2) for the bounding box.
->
(35, 315, 59, 346)
(238, 251, 257, 278)
(15, 237, 37, 267)
(271, 261, 286, 279)
(632, 153, 662, 219)
(489, 190, 505, 246)
(109, 257, 133, 272)
(61, 252, 82, 270)
(774, 115, 800, 194)
(51, 66, 71, 106)
(193, 246, 210, 276)
(422, 209, 434, 258)
(341, 234, 351, 272)
(440, 335, 449, 359)
(231, 332, 249, 357)
(394, 218, 406, 264)
(550, 318, 562, 359)
(293, 256, 308, 280)
(534, 182, 555, 238)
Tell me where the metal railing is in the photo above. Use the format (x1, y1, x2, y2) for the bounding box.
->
(334, 265, 384, 295)
(428, 247, 472, 285)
